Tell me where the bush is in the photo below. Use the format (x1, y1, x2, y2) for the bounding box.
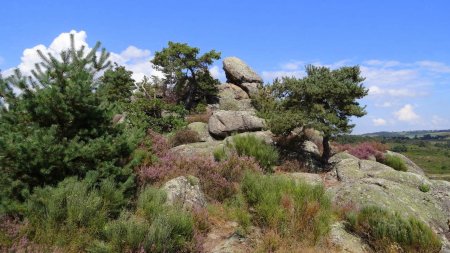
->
(232, 135, 279, 172)
(346, 206, 441, 252)
(186, 111, 212, 124)
(419, 183, 431, 193)
(335, 141, 388, 160)
(392, 144, 408, 152)
(241, 171, 332, 245)
(139, 151, 261, 201)
(91, 186, 194, 253)
(383, 154, 408, 171)
(26, 175, 126, 251)
(170, 128, 201, 147)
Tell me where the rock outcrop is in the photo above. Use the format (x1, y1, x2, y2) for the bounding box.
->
(162, 176, 207, 211)
(326, 153, 450, 251)
(217, 83, 254, 111)
(208, 110, 265, 138)
(223, 57, 263, 98)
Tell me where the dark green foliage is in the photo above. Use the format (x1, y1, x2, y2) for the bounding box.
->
(346, 206, 442, 252)
(256, 65, 368, 162)
(97, 64, 135, 113)
(392, 144, 408, 152)
(91, 186, 194, 253)
(231, 135, 279, 172)
(0, 35, 141, 214)
(241, 171, 332, 243)
(125, 95, 187, 133)
(151, 41, 221, 109)
(383, 154, 408, 171)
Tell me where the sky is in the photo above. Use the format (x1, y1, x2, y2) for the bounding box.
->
(1, 0, 449, 134)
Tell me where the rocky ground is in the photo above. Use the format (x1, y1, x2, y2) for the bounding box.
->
(165, 56, 450, 253)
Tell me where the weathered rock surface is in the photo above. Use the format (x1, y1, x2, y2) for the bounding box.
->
(162, 176, 206, 211)
(208, 110, 265, 138)
(187, 122, 213, 142)
(285, 172, 323, 186)
(327, 153, 450, 251)
(329, 222, 371, 253)
(112, 113, 126, 125)
(217, 83, 254, 111)
(223, 57, 263, 84)
(303, 140, 321, 156)
(203, 221, 261, 253)
(170, 141, 225, 158)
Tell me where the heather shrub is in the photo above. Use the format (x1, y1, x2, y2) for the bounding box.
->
(241, 171, 332, 245)
(346, 206, 441, 253)
(139, 151, 262, 201)
(170, 128, 201, 147)
(232, 135, 279, 172)
(382, 154, 407, 171)
(335, 141, 388, 160)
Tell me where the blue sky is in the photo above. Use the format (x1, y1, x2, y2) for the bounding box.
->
(1, 0, 449, 134)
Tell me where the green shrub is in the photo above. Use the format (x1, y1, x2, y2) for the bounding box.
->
(241, 171, 332, 244)
(213, 146, 228, 161)
(346, 206, 441, 253)
(91, 186, 194, 253)
(383, 154, 408, 171)
(26, 175, 126, 250)
(419, 183, 431, 193)
(232, 135, 279, 172)
(392, 144, 408, 152)
(170, 128, 201, 147)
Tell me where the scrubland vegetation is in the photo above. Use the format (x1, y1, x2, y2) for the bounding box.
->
(0, 37, 444, 252)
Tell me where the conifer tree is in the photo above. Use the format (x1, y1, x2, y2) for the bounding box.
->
(151, 41, 221, 109)
(0, 35, 138, 214)
(258, 65, 368, 163)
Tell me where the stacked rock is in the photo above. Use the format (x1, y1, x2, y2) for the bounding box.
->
(208, 57, 266, 139)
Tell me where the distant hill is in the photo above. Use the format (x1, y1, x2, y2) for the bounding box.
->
(361, 129, 450, 139)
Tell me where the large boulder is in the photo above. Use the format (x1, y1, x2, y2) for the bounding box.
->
(223, 57, 263, 97)
(327, 153, 450, 250)
(162, 176, 206, 211)
(329, 222, 371, 253)
(223, 131, 274, 145)
(170, 141, 225, 158)
(217, 83, 254, 111)
(208, 110, 265, 138)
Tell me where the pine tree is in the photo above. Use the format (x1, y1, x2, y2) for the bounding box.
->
(0, 35, 139, 214)
(151, 41, 221, 109)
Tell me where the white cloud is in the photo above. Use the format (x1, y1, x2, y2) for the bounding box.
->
(281, 61, 304, 70)
(209, 65, 225, 82)
(394, 104, 420, 122)
(364, 60, 401, 68)
(372, 118, 387, 126)
(431, 115, 449, 127)
(4, 30, 160, 82)
(416, 61, 450, 73)
(375, 101, 392, 108)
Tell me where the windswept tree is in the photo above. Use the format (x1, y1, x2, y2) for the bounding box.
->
(151, 41, 221, 109)
(257, 65, 368, 163)
(0, 35, 140, 214)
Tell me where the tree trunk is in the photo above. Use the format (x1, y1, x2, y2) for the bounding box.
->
(321, 135, 331, 164)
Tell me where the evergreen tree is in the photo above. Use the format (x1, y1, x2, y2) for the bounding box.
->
(0, 35, 139, 214)
(151, 41, 221, 109)
(258, 65, 368, 163)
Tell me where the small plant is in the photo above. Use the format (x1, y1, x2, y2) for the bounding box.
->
(170, 128, 201, 147)
(419, 183, 431, 192)
(213, 146, 228, 162)
(345, 206, 442, 253)
(186, 111, 212, 123)
(241, 171, 332, 246)
(383, 154, 408, 171)
(232, 135, 279, 172)
(392, 144, 408, 152)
